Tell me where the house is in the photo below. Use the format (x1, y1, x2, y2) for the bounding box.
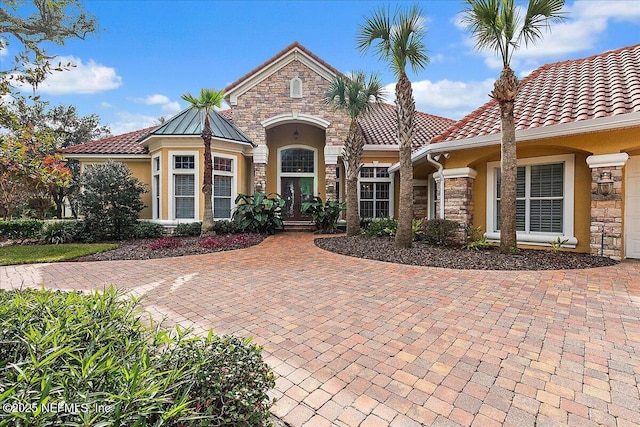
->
(398, 43, 640, 260)
(61, 42, 640, 260)
(61, 42, 454, 225)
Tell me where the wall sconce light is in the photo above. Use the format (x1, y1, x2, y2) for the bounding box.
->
(597, 171, 614, 196)
(293, 124, 299, 140)
(327, 184, 335, 194)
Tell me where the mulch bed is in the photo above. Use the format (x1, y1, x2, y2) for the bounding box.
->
(72, 234, 265, 261)
(315, 235, 618, 270)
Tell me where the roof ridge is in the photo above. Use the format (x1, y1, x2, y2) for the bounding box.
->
(224, 41, 340, 93)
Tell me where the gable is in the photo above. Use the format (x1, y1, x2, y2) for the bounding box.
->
(225, 42, 340, 106)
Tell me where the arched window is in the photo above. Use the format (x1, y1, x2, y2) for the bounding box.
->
(290, 77, 302, 98)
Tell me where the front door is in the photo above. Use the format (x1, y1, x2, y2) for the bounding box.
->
(625, 156, 640, 258)
(281, 177, 314, 220)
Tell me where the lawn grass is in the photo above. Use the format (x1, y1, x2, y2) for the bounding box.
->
(0, 243, 118, 266)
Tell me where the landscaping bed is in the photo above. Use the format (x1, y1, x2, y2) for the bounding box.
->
(72, 234, 265, 261)
(315, 235, 618, 270)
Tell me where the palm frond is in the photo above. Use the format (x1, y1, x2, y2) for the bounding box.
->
(357, 6, 392, 59)
(324, 71, 386, 121)
(520, 0, 566, 46)
(181, 88, 225, 112)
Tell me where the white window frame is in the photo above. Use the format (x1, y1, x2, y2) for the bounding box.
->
(212, 154, 237, 220)
(358, 163, 393, 218)
(152, 154, 161, 220)
(427, 173, 438, 220)
(169, 151, 199, 222)
(290, 77, 303, 98)
(486, 154, 576, 247)
(276, 145, 318, 196)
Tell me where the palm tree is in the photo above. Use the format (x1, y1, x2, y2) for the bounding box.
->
(324, 71, 385, 236)
(462, 0, 565, 254)
(181, 88, 225, 236)
(357, 4, 429, 248)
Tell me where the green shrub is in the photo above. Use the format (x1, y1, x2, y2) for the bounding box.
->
(233, 192, 284, 235)
(301, 197, 345, 234)
(466, 225, 492, 250)
(173, 222, 202, 237)
(213, 219, 241, 234)
(78, 161, 146, 241)
(163, 333, 275, 426)
(0, 287, 275, 427)
(132, 221, 165, 239)
(40, 221, 77, 244)
(421, 218, 460, 246)
(0, 219, 44, 241)
(364, 218, 397, 237)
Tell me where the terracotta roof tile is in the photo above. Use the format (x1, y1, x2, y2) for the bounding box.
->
(432, 43, 640, 143)
(224, 41, 341, 93)
(60, 127, 154, 155)
(358, 103, 455, 150)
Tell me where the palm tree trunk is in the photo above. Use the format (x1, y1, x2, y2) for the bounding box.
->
(395, 71, 415, 248)
(201, 113, 215, 236)
(493, 67, 519, 254)
(344, 120, 363, 236)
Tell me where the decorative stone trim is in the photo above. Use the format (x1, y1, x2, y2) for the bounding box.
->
(324, 145, 342, 165)
(442, 167, 478, 180)
(261, 113, 331, 130)
(253, 145, 269, 164)
(586, 153, 629, 168)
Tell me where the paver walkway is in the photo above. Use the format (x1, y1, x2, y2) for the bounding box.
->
(2, 233, 640, 426)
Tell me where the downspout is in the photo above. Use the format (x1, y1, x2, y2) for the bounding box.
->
(426, 153, 445, 219)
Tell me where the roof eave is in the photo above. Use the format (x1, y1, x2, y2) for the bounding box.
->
(398, 111, 640, 172)
(62, 154, 150, 160)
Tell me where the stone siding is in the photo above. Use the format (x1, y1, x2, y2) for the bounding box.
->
(590, 166, 623, 259)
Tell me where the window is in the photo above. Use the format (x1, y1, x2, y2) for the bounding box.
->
(281, 148, 314, 173)
(290, 77, 302, 98)
(487, 154, 576, 247)
(495, 163, 564, 233)
(152, 155, 161, 219)
(213, 156, 234, 219)
(171, 154, 197, 220)
(359, 166, 391, 218)
(335, 166, 341, 201)
(174, 174, 195, 219)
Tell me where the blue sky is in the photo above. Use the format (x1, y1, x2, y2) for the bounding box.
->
(4, 0, 640, 135)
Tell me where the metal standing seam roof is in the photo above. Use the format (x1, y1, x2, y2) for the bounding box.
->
(142, 108, 254, 146)
(431, 43, 640, 144)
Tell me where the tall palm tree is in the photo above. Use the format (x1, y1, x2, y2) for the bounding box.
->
(324, 71, 385, 236)
(358, 4, 429, 248)
(462, 0, 565, 254)
(181, 88, 225, 236)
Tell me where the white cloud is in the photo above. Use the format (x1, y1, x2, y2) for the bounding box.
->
(108, 112, 158, 135)
(36, 56, 122, 95)
(385, 78, 494, 119)
(134, 94, 171, 105)
(161, 101, 181, 115)
(99, 101, 113, 108)
(459, 0, 640, 71)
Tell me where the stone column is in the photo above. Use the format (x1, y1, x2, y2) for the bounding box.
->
(253, 145, 269, 193)
(442, 168, 477, 226)
(441, 167, 477, 244)
(324, 145, 342, 201)
(586, 153, 629, 260)
(413, 179, 428, 219)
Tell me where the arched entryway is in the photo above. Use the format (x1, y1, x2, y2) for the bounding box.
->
(264, 121, 327, 221)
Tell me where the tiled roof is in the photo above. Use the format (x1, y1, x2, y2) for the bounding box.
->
(59, 127, 154, 155)
(432, 44, 640, 143)
(358, 103, 455, 150)
(146, 108, 253, 145)
(224, 41, 341, 93)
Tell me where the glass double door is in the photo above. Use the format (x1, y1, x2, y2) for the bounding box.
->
(281, 177, 314, 220)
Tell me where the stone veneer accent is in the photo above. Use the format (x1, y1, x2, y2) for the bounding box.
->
(413, 185, 428, 219)
(589, 166, 624, 259)
(324, 163, 337, 201)
(586, 153, 629, 260)
(228, 60, 350, 195)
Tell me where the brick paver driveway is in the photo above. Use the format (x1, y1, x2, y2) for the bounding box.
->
(2, 233, 640, 426)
